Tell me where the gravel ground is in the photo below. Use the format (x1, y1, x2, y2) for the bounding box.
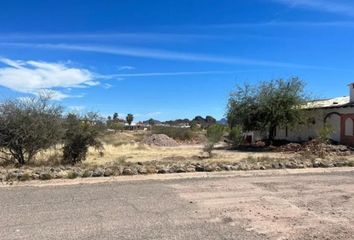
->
(1, 168, 354, 240)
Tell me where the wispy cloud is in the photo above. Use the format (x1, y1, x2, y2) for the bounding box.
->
(100, 70, 237, 78)
(0, 57, 97, 100)
(0, 32, 226, 43)
(118, 65, 135, 71)
(0, 42, 321, 69)
(272, 0, 354, 17)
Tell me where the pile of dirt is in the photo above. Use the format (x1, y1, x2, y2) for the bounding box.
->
(279, 140, 352, 156)
(143, 134, 178, 147)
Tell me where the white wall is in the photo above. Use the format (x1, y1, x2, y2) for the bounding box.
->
(275, 107, 354, 143)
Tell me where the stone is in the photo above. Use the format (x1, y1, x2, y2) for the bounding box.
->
(204, 164, 218, 172)
(157, 167, 169, 174)
(122, 167, 135, 175)
(145, 166, 157, 174)
(137, 167, 148, 174)
(82, 170, 93, 178)
(92, 168, 104, 177)
(56, 170, 68, 179)
(104, 168, 114, 177)
(39, 172, 52, 180)
(195, 165, 205, 172)
(221, 164, 232, 171)
(175, 167, 186, 173)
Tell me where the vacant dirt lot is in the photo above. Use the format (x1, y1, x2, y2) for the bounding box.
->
(173, 169, 354, 240)
(1, 168, 354, 240)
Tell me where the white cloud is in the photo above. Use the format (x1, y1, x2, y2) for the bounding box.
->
(2, 43, 318, 69)
(0, 57, 97, 100)
(68, 105, 86, 112)
(146, 111, 162, 117)
(272, 0, 354, 17)
(118, 66, 135, 71)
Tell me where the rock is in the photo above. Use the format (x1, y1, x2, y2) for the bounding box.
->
(82, 170, 93, 178)
(195, 165, 205, 172)
(272, 163, 280, 169)
(186, 166, 196, 172)
(138, 166, 148, 174)
(157, 167, 169, 174)
(175, 167, 186, 173)
(145, 166, 157, 174)
(122, 167, 136, 175)
(39, 172, 52, 180)
(104, 168, 114, 177)
(56, 170, 68, 179)
(92, 168, 104, 177)
(204, 164, 218, 172)
(334, 161, 347, 167)
(260, 166, 266, 170)
(221, 164, 232, 171)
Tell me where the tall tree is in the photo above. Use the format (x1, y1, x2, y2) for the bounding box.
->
(113, 113, 119, 121)
(126, 114, 134, 126)
(226, 78, 306, 144)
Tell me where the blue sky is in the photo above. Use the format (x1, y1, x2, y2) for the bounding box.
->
(0, 0, 354, 121)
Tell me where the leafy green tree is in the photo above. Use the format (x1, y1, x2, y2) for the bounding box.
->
(0, 96, 63, 165)
(227, 78, 306, 144)
(63, 113, 103, 164)
(204, 124, 225, 157)
(113, 113, 119, 121)
(126, 114, 134, 126)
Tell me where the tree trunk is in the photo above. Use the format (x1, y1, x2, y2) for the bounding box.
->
(267, 125, 276, 146)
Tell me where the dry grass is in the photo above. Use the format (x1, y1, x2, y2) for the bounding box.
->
(1, 130, 295, 167)
(85, 142, 293, 165)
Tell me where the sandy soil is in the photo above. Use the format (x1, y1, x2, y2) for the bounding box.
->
(172, 170, 354, 240)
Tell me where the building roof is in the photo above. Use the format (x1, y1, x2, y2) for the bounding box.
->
(304, 96, 353, 109)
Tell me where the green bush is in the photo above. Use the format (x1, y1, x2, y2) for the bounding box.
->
(204, 124, 225, 157)
(62, 113, 103, 164)
(0, 95, 63, 165)
(228, 125, 244, 147)
(152, 126, 195, 141)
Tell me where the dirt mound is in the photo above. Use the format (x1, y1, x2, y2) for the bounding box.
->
(143, 134, 178, 147)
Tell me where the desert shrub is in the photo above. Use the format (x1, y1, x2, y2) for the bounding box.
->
(152, 126, 195, 141)
(318, 123, 333, 143)
(62, 113, 103, 164)
(203, 124, 225, 157)
(0, 96, 63, 165)
(228, 125, 244, 147)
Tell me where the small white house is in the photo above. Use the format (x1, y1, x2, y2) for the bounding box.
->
(274, 83, 354, 147)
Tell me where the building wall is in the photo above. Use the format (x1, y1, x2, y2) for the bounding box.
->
(274, 107, 354, 144)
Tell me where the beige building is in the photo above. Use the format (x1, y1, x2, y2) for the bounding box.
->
(274, 83, 354, 146)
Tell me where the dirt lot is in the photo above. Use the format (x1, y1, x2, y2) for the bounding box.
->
(1, 168, 354, 240)
(172, 169, 354, 240)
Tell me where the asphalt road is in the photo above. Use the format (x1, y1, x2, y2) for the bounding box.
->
(1, 169, 354, 240)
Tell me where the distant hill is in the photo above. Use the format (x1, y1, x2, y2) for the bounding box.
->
(217, 118, 228, 125)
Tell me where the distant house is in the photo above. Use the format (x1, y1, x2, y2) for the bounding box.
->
(274, 83, 354, 146)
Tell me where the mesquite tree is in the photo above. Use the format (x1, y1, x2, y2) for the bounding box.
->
(227, 78, 306, 144)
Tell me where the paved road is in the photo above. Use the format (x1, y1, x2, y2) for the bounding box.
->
(1, 169, 354, 240)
